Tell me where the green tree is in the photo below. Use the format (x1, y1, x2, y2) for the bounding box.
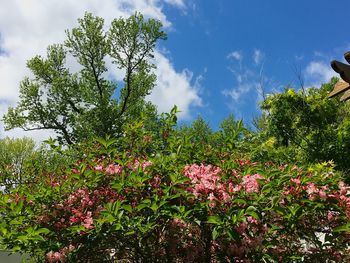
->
(0, 137, 35, 191)
(0, 137, 70, 193)
(3, 13, 166, 145)
(216, 114, 245, 153)
(258, 78, 350, 174)
(176, 117, 217, 163)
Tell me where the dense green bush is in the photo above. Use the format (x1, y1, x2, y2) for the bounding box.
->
(1, 109, 350, 262)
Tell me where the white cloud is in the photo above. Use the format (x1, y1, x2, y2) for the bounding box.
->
(223, 48, 271, 111)
(222, 82, 258, 102)
(0, 0, 200, 142)
(295, 54, 304, 61)
(223, 64, 260, 104)
(147, 51, 202, 118)
(227, 51, 243, 61)
(304, 61, 336, 87)
(253, 49, 264, 65)
(164, 0, 186, 8)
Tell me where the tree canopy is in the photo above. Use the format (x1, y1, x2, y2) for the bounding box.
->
(258, 78, 350, 175)
(3, 13, 166, 145)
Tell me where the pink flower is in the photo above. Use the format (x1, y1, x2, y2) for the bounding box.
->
(209, 199, 217, 208)
(150, 175, 161, 188)
(142, 160, 152, 170)
(170, 218, 187, 228)
(83, 211, 94, 229)
(327, 211, 340, 221)
(319, 186, 328, 200)
(241, 174, 263, 193)
(208, 193, 218, 208)
(46, 251, 64, 263)
(221, 191, 231, 202)
(228, 183, 242, 193)
(238, 159, 250, 166)
(184, 164, 229, 204)
(128, 159, 152, 171)
(291, 177, 301, 185)
(305, 182, 318, 199)
(208, 192, 216, 201)
(339, 181, 348, 195)
(235, 222, 247, 234)
(59, 245, 75, 257)
(105, 164, 122, 175)
(247, 216, 258, 225)
(71, 168, 79, 174)
(94, 165, 103, 171)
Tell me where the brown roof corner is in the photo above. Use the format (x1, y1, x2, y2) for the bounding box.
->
(340, 89, 350, 102)
(328, 79, 350, 98)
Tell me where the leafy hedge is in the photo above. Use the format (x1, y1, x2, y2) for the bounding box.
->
(0, 110, 350, 262)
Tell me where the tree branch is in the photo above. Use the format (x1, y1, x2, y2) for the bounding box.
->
(87, 50, 104, 100)
(66, 98, 82, 114)
(118, 66, 132, 118)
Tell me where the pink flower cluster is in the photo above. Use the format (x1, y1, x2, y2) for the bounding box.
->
(103, 163, 123, 175)
(67, 188, 94, 208)
(149, 175, 161, 188)
(127, 159, 152, 172)
(226, 173, 264, 194)
(327, 211, 340, 222)
(286, 178, 350, 219)
(304, 182, 328, 200)
(72, 159, 123, 176)
(46, 244, 75, 263)
(170, 218, 188, 229)
(337, 181, 350, 218)
(183, 164, 266, 207)
(183, 164, 230, 207)
(237, 159, 253, 167)
(240, 174, 264, 193)
(41, 186, 121, 230)
(282, 177, 302, 198)
(69, 209, 94, 229)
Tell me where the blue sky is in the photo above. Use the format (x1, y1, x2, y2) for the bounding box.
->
(160, 0, 350, 128)
(0, 0, 349, 141)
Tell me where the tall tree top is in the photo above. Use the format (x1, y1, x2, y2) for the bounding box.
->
(3, 12, 166, 145)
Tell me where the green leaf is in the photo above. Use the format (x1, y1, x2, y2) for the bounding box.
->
(261, 184, 272, 194)
(245, 206, 259, 219)
(17, 235, 28, 242)
(246, 211, 260, 220)
(288, 204, 302, 217)
(334, 223, 350, 233)
(268, 196, 280, 210)
(227, 229, 240, 241)
(34, 228, 50, 235)
(136, 203, 149, 211)
(232, 199, 247, 205)
(212, 227, 219, 240)
(122, 204, 133, 213)
(183, 210, 193, 218)
(150, 203, 158, 212)
(207, 215, 222, 225)
(245, 206, 257, 213)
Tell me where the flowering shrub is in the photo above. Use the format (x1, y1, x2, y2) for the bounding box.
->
(0, 111, 350, 262)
